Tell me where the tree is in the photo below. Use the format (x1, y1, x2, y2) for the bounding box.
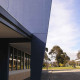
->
(63, 54, 70, 66)
(44, 52, 48, 60)
(68, 60, 76, 68)
(43, 48, 50, 70)
(49, 45, 70, 67)
(77, 51, 80, 59)
(53, 62, 58, 67)
(45, 48, 48, 52)
(44, 48, 48, 60)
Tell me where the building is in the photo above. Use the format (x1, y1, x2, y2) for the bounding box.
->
(0, 0, 52, 80)
(75, 59, 80, 66)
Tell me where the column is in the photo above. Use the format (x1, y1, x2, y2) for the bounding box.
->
(31, 34, 46, 80)
(0, 42, 9, 80)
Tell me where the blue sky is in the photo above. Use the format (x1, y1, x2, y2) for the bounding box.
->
(46, 0, 80, 60)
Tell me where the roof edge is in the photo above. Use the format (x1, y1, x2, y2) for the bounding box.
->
(0, 6, 32, 38)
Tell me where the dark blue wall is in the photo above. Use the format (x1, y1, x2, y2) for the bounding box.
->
(31, 34, 47, 80)
(0, 0, 52, 80)
(0, 42, 9, 80)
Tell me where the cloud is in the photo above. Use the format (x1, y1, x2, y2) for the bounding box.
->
(46, 0, 80, 60)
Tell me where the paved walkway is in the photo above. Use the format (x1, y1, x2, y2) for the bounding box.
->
(41, 69, 80, 80)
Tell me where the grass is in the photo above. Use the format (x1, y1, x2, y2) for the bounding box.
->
(42, 66, 80, 70)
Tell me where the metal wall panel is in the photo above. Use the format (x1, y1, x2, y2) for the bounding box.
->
(0, 0, 52, 80)
(0, 0, 52, 34)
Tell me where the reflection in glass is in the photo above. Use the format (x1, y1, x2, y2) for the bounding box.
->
(9, 46, 31, 71)
(17, 50, 21, 70)
(21, 52, 24, 69)
(25, 54, 27, 69)
(13, 48, 17, 70)
(9, 47, 13, 71)
(28, 55, 30, 69)
(29, 55, 31, 69)
(28, 55, 29, 69)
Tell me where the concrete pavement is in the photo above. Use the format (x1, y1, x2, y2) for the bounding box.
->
(41, 69, 80, 80)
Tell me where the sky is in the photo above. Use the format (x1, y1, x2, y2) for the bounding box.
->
(46, 0, 80, 61)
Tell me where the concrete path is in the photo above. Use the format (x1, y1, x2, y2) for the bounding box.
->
(41, 69, 80, 80)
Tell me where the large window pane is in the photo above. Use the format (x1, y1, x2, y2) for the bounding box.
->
(13, 48, 17, 70)
(27, 55, 29, 69)
(28, 55, 30, 69)
(25, 54, 31, 69)
(29, 55, 31, 69)
(9, 47, 13, 71)
(25, 54, 27, 69)
(9, 46, 31, 71)
(17, 50, 21, 70)
(21, 52, 24, 69)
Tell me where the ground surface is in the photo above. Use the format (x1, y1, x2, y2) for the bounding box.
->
(41, 69, 80, 80)
(43, 66, 80, 70)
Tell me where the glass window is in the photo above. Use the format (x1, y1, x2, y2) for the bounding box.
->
(9, 47, 13, 71)
(17, 50, 21, 70)
(28, 55, 30, 69)
(25, 54, 27, 69)
(13, 48, 17, 70)
(25, 54, 31, 69)
(28, 55, 31, 69)
(21, 52, 24, 69)
(27, 55, 29, 69)
(9, 46, 30, 71)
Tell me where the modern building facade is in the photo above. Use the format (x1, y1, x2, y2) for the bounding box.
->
(0, 0, 52, 80)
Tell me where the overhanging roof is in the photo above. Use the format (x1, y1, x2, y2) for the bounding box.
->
(0, 23, 24, 38)
(0, 6, 32, 53)
(0, 6, 32, 39)
(10, 43, 31, 54)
